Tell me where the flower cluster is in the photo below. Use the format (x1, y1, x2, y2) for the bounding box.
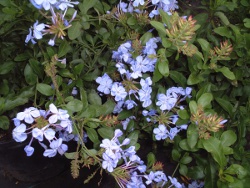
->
(25, 0, 79, 46)
(100, 129, 183, 188)
(144, 86, 192, 141)
(12, 104, 74, 157)
(96, 38, 160, 112)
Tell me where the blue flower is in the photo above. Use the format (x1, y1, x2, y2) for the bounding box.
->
(33, 0, 57, 10)
(96, 73, 113, 94)
(168, 176, 182, 188)
(111, 82, 127, 101)
(133, 0, 145, 7)
(43, 138, 68, 157)
(16, 107, 40, 124)
(153, 124, 168, 140)
(12, 124, 27, 142)
(55, 0, 79, 11)
(24, 145, 35, 156)
(156, 93, 177, 111)
(48, 103, 70, 124)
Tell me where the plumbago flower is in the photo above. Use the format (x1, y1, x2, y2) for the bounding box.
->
(100, 129, 182, 188)
(26, 0, 79, 45)
(12, 104, 74, 157)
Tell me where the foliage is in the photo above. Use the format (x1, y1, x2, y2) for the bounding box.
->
(1, 0, 250, 187)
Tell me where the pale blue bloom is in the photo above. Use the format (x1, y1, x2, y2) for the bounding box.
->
(153, 124, 168, 140)
(100, 139, 120, 159)
(168, 176, 182, 188)
(133, 0, 145, 7)
(32, 128, 44, 141)
(112, 41, 132, 63)
(127, 172, 146, 188)
(168, 127, 179, 140)
(188, 180, 205, 188)
(43, 138, 67, 157)
(33, 0, 57, 10)
(16, 107, 40, 124)
(116, 62, 127, 75)
(24, 145, 35, 156)
(25, 28, 36, 44)
(111, 82, 127, 101)
(137, 165, 147, 173)
(33, 20, 45, 39)
(96, 73, 113, 94)
(13, 118, 21, 126)
(12, 124, 27, 142)
(60, 119, 73, 133)
(29, 0, 43, 9)
(102, 153, 117, 172)
(138, 86, 152, 107)
(156, 93, 177, 111)
(144, 171, 155, 185)
(56, 0, 79, 11)
(124, 99, 137, 110)
(143, 37, 160, 55)
(48, 38, 55, 46)
(49, 103, 70, 124)
(154, 171, 168, 183)
(113, 100, 124, 114)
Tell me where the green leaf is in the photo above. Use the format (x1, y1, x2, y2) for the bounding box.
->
(68, 21, 82, 40)
(179, 139, 199, 152)
(127, 130, 139, 147)
(85, 127, 99, 143)
(0, 61, 15, 75)
(243, 18, 250, 28)
(147, 152, 156, 168)
(24, 64, 37, 85)
(205, 158, 217, 188)
(180, 155, 192, 165)
(187, 72, 204, 85)
(150, 21, 166, 36)
(197, 38, 211, 52)
(214, 12, 230, 26)
(66, 99, 83, 112)
(187, 124, 199, 149)
(215, 97, 234, 116)
(172, 149, 181, 161)
(158, 60, 169, 77)
(170, 71, 187, 87)
(97, 127, 114, 139)
(215, 66, 236, 80)
(140, 32, 153, 45)
(224, 164, 248, 179)
(64, 152, 78, 159)
(88, 90, 102, 105)
(220, 130, 237, 147)
(189, 101, 198, 114)
(201, 137, 227, 168)
(79, 0, 97, 14)
(179, 164, 188, 176)
(197, 93, 213, 108)
(127, 16, 137, 25)
(214, 27, 231, 37)
(178, 109, 190, 120)
(58, 40, 71, 58)
(29, 59, 44, 79)
(36, 83, 54, 96)
(0, 115, 9, 130)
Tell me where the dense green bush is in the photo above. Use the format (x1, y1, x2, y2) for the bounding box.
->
(1, 0, 250, 187)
